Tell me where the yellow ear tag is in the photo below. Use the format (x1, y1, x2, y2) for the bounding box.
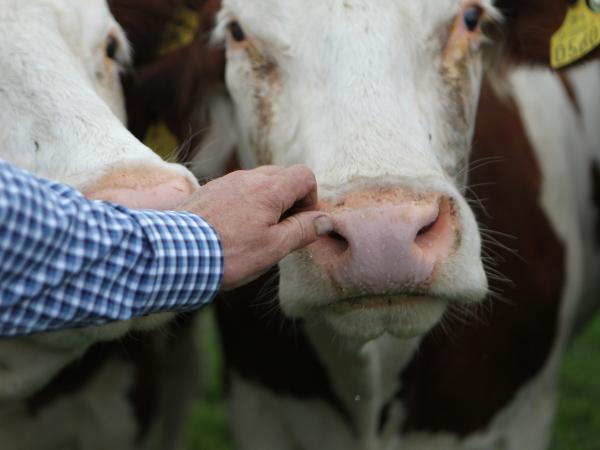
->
(551, 0, 600, 69)
(160, 8, 200, 55)
(144, 122, 179, 161)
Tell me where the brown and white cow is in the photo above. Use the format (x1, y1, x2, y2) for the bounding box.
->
(117, 0, 600, 449)
(0, 1, 205, 449)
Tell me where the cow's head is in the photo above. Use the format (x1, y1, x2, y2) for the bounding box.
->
(0, 0, 198, 210)
(211, 0, 502, 341)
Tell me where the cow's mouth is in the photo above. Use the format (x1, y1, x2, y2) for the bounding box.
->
(330, 294, 442, 311)
(315, 294, 448, 340)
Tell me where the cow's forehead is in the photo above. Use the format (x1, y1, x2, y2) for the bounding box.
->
(222, 0, 495, 35)
(0, 0, 109, 19)
(223, 0, 464, 16)
(220, 0, 498, 64)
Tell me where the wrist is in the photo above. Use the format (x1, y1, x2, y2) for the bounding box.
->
(128, 210, 224, 314)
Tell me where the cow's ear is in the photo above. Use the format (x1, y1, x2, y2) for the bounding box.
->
(121, 45, 196, 142)
(113, 0, 225, 160)
(109, 0, 181, 66)
(122, 39, 225, 153)
(492, 0, 567, 66)
(494, 0, 600, 68)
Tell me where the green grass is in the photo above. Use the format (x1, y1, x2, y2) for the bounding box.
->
(551, 316, 600, 450)
(184, 310, 233, 450)
(185, 308, 600, 450)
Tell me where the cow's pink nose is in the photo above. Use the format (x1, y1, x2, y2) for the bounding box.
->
(310, 194, 456, 296)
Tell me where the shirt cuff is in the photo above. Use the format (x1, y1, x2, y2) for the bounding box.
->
(127, 210, 224, 316)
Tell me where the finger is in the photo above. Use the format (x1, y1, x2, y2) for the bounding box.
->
(252, 165, 285, 175)
(270, 212, 334, 256)
(273, 165, 319, 214)
(219, 166, 281, 185)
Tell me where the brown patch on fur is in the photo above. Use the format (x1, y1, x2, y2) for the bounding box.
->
(109, 0, 185, 66)
(492, 0, 566, 65)
(225, 26, 280, 165)
(215, 269, 353, 428)
(438, 9, 486, 179)
(400, 79, 565, 435)
(27, 334, 160, 441)
(446, 197, 463, 252)
(245, 44, 279, 80)
(493, 0, 600, 67)
(243, 45, 281, 165)
(27, 342, 118, 416)
(440, 64, 471, 134)
(26, 315, 198, 442)
(111, 0, 226, 162)
(442, 13, 479, 80)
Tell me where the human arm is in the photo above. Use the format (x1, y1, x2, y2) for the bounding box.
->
(0, 159, 223, 337)
(0, 161, 332, 337)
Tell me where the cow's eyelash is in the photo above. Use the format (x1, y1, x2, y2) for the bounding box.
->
(476, 8, 504, 47)
(212, 11, 232, 44)
(479, 5, 503, 33)
(108, 35, 132, 70)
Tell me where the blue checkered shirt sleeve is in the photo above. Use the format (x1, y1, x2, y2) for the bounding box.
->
(0, 160, 223, 337)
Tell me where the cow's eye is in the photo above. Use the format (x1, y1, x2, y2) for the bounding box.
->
(463, 5, 483, 32)
(106, 35, 119, 60)
(228, 21, 246, 42)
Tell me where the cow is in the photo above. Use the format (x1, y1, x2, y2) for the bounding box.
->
(112, 0, 234, 179)
(0, 1, 205, 449)
(116, 0, 600, 449)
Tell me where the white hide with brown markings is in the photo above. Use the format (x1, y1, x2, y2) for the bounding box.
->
(0, 1, 200, 449)
(214, 63, 600, 450)
(186, 1, 600, 449)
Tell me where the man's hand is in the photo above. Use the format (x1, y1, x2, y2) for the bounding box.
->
(178, 165, 333, 290)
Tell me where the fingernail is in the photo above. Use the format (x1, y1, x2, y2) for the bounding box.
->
(314, 215, 334, 237)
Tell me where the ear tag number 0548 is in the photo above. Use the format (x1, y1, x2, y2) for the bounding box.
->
(551, 0, 600, 69)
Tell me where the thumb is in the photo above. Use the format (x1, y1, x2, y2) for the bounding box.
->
(272, 212, 334, 255)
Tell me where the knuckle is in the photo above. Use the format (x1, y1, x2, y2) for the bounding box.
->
(263, 231, 286, 261)
(294, 164, 315, 178)
(292, 165, 317, 189)
(288, 216, 310, 247)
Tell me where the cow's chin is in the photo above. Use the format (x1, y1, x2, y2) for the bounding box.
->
(278, 245, 488, 342)
(317, 296, 448, 341)
(278, 272, 449, 341)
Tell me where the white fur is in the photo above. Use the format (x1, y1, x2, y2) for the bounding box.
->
(220, 61, 600, 450)
(0, 1, 199, 448)
(0, 360, 138, 450)
(195, 1, 600, 448)
(190, 93, 239, 180)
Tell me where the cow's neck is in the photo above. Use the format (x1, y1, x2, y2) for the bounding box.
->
(304, 320, 420, 442)
(217, 277, 422, 449)
(216, 61, 600, 449)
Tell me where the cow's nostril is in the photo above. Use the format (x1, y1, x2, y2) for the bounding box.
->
(417, 219, 437, 238)
(325, 230, 350, 254)
(414, 197, 453, 253)
(329, 231, 346, 242)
